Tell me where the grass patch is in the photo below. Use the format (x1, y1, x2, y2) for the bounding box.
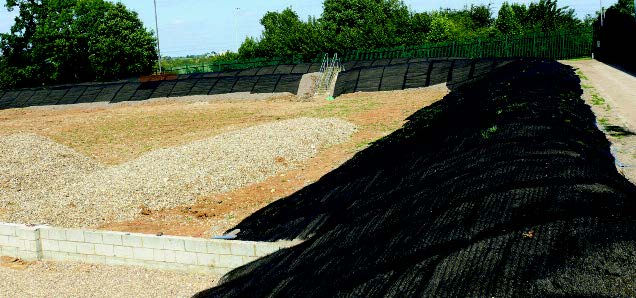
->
(566, 57, 593, 62)
(575, 69, 589, 80)
(598, 118, 610, 126)
(481, 125, 498, 139)
(591, 93, 606, 106)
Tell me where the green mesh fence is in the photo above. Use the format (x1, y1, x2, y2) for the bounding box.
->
(166, 30, 592, 74)
(341, 29, 593, 62)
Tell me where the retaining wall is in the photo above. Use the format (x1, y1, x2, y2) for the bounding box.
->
(0, 222, 295, 275)
(333, 58, 516, 97)
(0, 63, 323, 110)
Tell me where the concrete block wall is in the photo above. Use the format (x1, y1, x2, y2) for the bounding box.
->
(0, 222, 296, 275)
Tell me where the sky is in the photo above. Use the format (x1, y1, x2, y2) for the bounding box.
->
(0, 0, 618, 57)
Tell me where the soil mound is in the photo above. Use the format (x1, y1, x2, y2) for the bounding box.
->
(0, 118, 356, 227)
(197, 60, 636, 297)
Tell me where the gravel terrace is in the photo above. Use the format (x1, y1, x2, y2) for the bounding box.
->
(0, 257, 217, 298)
(0, 117, 356, 228)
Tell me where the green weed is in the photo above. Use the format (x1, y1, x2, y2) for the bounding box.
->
(481, 125, 498, 139)
(575, 69, 589, 80)
(591, 93, 606, 106)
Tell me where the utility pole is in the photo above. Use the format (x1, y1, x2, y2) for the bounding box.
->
(154, 0, 162, 74)
(600, 0, 604, 26)
(234, 7, 240, 51)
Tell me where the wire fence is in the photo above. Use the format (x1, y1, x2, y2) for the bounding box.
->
(341, 29, 593, 62)
(164, 29, 593, 75)
(164, 55, 312, 74)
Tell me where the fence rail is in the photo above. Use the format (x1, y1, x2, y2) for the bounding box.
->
(341, 30, 592, 62)
(164, 55, 311, 75)
(164, 30, 592, 75)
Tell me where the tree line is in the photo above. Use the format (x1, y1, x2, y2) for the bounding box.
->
(0, 0, 157, 89)
(238, 0, 590, 60)
(0, 0, 594, 89)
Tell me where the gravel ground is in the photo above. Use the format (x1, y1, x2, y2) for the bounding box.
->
(25, 92, 296, 111)
(0, 259, 217, 298)
(0, 117, 356, 227)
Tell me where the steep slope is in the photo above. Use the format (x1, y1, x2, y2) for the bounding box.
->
(197, 60, 636, 297)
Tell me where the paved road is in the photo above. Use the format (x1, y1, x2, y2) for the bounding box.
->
(563, 59, 636, 130)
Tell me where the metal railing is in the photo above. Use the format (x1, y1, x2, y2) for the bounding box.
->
(163, 30, 592, 75)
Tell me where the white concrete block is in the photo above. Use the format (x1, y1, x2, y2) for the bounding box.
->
(133, 247, 154, 261)
(255, 243, 280, 256)
(184, 239, 207, 253)
(153, 249, 166, 262)
(65, 229, 85, 242)
(217, 255, 245, 269)
(122, 234, 142, 247)
(164, 238, 185, 251)
(1, 246, 18, 257)
(58, 241, 77, 253)
(16, 228, 39, 241)
(94, 244, 115, 257)
(102, 233, 123, 245)
(47, 229, 67, 241)
(104, 257, 128, 266)
(46, 251, 69, 261)
(210, 267, 232, 276)
(242, 256, 258, 263)
(39, 228, 49, 239)
(196, 253, 220, 267)
(207, 241, 232, 255)
(230, 241, 255, 257)
(7, 236, 20, 247)
(21, 240, 39, 252)
(84, 231, 103, 244)
(65, 253, 84, 262)
(0, 224, 16, 236)
(114, 246, 133, 259)
(163, 250, 176, 263)
(0, 235, 9, 245)
(19, 251, 39, 261)
(84, 255, 107, 264)
(41, 239, 60, 251)
(145, 261, 176, 271)
(142, 236, 163, 249)
(76, 243, 95, 255)
(174, 251, 197, 265)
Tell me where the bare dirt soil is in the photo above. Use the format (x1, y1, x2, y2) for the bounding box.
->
(0, 86, 448, 237)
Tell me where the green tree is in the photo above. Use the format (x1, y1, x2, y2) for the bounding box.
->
(426, 14, 459, 42)
(239, 8, 323, 59)
(263, 10, 323, 59)
(238, 36, 261, 58)
(496, 2, 523, 35)
(526, 0, 582, 31)
(0, 0, 157, 88)
(611, 0, 635, 15)
(403, 12, 432, 45)
(320, 0, 411, 52)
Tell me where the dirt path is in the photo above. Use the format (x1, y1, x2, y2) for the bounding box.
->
(564, 59, 636, 183)
(563, 59, 636, 129)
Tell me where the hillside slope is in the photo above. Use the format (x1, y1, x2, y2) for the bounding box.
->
(197, 60, 636, 297)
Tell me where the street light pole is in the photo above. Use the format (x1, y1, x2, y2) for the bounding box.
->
(234, 7, 240, 51)
(154, 0, 162, 74)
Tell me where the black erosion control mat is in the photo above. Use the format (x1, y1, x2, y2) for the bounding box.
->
(197, 60, 636, 297)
